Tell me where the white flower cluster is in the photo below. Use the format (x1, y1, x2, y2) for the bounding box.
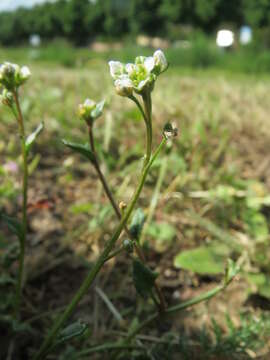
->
(0, 62, 31, 91)
(109, 50, 168, 97)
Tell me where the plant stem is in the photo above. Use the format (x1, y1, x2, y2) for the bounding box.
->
(105, 244, 125, 262)
(142, 91, 152, 166)
(120, 283, 225, 348)
(129, 94, 152, 166)
(140, 156, 167, 245)
(13, 89, 28, 317)
(88, 125, 122, 221)
(88, 122, 166, 312)
(33, 138, 167, 360)
(78, 343, 143, 357)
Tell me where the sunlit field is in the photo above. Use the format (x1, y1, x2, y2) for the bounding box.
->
(1, 45, 270, 359)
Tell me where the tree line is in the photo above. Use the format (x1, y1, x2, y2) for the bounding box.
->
(0, 0, 269, 45)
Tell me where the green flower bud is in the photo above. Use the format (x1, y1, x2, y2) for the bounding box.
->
(122, 239, 134, 253)
(78, 98, 105, 123)
(0, 88, 14, 107)
(0, 62, 31, 90)
(78, 98, 96, 121)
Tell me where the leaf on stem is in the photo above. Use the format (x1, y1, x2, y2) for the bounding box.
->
(132, 259, 158, 298)
(224, 259, 240, 286)
(57, 321, 88, 344)
(130, 208, 145, 241)
(25, 122, 44, 154)
(0, 212, 23, 242)
(62, 140, 95, 163)
(91, 99, 105, 120)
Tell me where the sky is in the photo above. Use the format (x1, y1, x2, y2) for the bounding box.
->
(0, 0, 54, 12)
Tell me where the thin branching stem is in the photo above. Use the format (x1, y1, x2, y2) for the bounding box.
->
(129, 94, 152, 167)
(88, 124, 122, 220)
(33, 138, 167, 360)
(88, 119, 166, 312)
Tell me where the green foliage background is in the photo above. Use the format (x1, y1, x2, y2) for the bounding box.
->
(1, 0, 270, 46)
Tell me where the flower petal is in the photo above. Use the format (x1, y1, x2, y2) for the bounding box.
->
(144, 57, 155, 73)
(108, 61, 124, 79)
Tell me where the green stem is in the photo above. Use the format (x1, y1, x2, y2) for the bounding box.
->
(142, 91, 152, 166)
(78, 343, 143, 357)
(121, 284, 225, 347)
(33, 138, 167, 360)
(129, 94, 152, 166)
(88, 111, 166, 312)
(13, 89, 28, 318)
(131, 92, 167, 310)
(105, 245, 125, 262)
(140, 157, 167, 245)
(88, 125, 122, 221)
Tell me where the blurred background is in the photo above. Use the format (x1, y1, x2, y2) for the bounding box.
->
(0, 0, 270, 71)
(2, 1, 270, 359)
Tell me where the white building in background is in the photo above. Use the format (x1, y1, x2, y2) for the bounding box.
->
(29, 34, 41, 47)
(239, 26, 252, 45)
(216, 30, 234, 48)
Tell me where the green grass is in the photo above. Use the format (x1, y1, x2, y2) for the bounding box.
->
(2, 39, 270, 74)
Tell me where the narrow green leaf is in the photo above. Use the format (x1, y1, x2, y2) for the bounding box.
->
(224, 259, 240, 285)
(62, 140, 95, 163)
(57, 321, 88, 343)
(130, 208, 145, 240)
(132, 259, 158, 298)
(0, 213, 23, 241)
(91, 99, 105, 120)
(25, 122, 44, 153)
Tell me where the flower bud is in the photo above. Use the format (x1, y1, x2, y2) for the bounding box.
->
(19, 66, 31, 83)
(119, 201, 127, 211)
(153, 50, 168, 74)
(163, 122, 178, 139)
(0, 62, 31, 90)
(78, 98, 96, 121)
(122, 239, 134, 253)
(0, 88, 13, 107)
(115, 77, 133, 97)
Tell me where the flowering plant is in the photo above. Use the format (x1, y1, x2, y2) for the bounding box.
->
(0, 51, 238, 360)
(0, 61, 43, 319)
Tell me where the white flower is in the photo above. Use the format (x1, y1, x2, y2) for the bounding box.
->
(108, 61, 125, 79)
(20, 66, 31, 81)
(114, 76, 133, 97)
(144, 57, 155, 73)
(153, 50, 168, 73)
